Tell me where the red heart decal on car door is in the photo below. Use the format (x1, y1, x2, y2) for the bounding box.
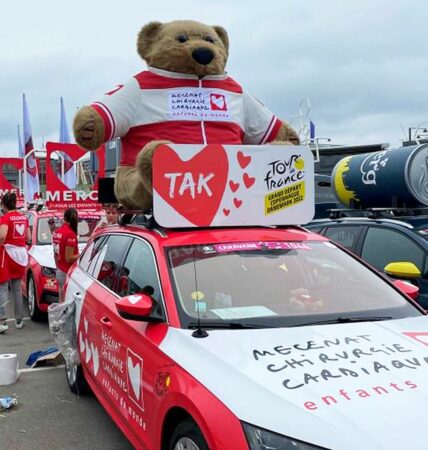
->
(154, 144, 229, 226)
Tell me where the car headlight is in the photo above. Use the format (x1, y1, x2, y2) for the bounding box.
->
(41, 266, 56, 277)
(242, 423, 325, 450)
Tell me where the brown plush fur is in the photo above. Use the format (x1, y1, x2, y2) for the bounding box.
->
(73, 106, 105, 151)
(73, 19, 299, 210)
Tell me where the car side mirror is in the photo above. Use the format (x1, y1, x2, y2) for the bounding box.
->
(392, 279, 420, 301)
(115, 293, 164, 322)
(384, 262, 421, 280)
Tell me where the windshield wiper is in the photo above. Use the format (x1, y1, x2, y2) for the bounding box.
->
(187, 321, 269, 330)
(291, 316, 393, 327)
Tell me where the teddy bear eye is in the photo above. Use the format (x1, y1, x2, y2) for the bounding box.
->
(177, 34, 188, 43)
(204, 36, 214, 43)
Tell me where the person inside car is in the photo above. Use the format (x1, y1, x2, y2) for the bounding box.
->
(94, 205, 119, 233)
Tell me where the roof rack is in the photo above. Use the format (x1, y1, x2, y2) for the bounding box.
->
(327, 206, 428, 220)
(117, 209, 159, 230)
(116, 208, 308, 235)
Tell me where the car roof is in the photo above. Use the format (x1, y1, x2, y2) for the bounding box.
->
(308, 216, 416, 229)
(95, 221, 327, 248)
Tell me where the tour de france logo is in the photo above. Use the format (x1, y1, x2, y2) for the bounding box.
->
(264, 154, 306, 215)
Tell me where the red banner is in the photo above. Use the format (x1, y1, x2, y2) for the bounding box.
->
(0, 157, 24, 203)
(45, 142, 105, 210)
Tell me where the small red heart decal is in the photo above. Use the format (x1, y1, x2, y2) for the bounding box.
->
(223, 208, 230, 216)
(237, 151, 251, 169)
(229, 180, 240, 193)
(153, 144, 229, 226)
(243, 173, 256, 189)
(233, 198, 243, 209)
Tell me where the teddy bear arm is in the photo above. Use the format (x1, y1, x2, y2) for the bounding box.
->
(73, 106, 106, 151)
(115, 166, 153, 210)
(273, 121, 300, 145)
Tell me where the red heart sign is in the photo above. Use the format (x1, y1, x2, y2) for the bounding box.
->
(229, 180, 240, 193)
(154, 144, 229, 226)
(234, 198, 243, 209)
(237, 151, 251, 169)
(243, 173, 256, 189)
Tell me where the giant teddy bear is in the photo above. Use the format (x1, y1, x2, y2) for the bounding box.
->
(73, 20, 300, 210)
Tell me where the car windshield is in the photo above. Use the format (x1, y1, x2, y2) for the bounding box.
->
(37, 216, 100, 245)
(167, 240, 422, 328)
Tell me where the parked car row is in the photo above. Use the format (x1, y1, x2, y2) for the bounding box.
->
(21, 208, 103, 320)
(306, 211, 428, 309)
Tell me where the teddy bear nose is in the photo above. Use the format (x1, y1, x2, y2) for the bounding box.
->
(192, 48, 214, 65)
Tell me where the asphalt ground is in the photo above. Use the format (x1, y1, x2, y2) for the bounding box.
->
(0, 298, 133, 450)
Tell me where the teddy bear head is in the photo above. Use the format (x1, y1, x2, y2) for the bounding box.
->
(137, 20, 229, 77)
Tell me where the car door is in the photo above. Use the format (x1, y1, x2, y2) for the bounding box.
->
(74, 234, 132, 405)
(360, 226, 428, 307)
(78, 234, 167, 448)
(109, 236, 167, 449)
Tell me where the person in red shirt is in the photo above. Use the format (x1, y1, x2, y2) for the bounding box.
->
(0, 193, 30, 333)
(52, 208, 79, 298)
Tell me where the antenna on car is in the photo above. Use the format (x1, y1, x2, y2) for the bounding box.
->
(191, 245, 208, 338)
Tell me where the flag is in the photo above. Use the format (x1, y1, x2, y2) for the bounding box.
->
(59, 97, 76, 189)
(17, 124, 24, 158)
(310, 120, 315, 140)
(23, 93, 40, 202)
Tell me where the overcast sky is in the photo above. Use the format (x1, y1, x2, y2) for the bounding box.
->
(1, 0, 428, 156)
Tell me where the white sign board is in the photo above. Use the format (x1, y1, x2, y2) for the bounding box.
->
(153, 144, 314, 227)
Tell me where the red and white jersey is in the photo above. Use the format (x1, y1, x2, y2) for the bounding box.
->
(1, 211, 28, 247)
(52, 223, 78, 273)
(90, 67, 282, 166)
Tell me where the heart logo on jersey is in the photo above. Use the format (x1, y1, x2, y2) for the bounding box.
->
(210, 94, 226, 111)
(15, 224, 25, 236)
(154, 144, 229, 226)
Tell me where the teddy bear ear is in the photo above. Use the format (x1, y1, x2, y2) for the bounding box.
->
(137, 21, 163, 59)
(212, 25, 229, 55)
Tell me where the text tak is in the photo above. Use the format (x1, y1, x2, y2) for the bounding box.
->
(164, 172, 215, 198)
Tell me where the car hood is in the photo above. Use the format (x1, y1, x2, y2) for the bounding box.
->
(29, 243, 86, 269)
(160, 316, 428, 450)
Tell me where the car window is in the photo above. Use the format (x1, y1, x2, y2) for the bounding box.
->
(361, 227, 425, 272)
(36, 216, 100, 245)
(324, 226, 361, 250)
(93, 235, 132, 291)
(117, 238, 162, 302)
(80, 236, 107, 274)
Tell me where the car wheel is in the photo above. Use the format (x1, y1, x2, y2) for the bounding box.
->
(65, 361, 89, 395)
(27, 274, 45, 322)
(169, 419, 209, 450)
